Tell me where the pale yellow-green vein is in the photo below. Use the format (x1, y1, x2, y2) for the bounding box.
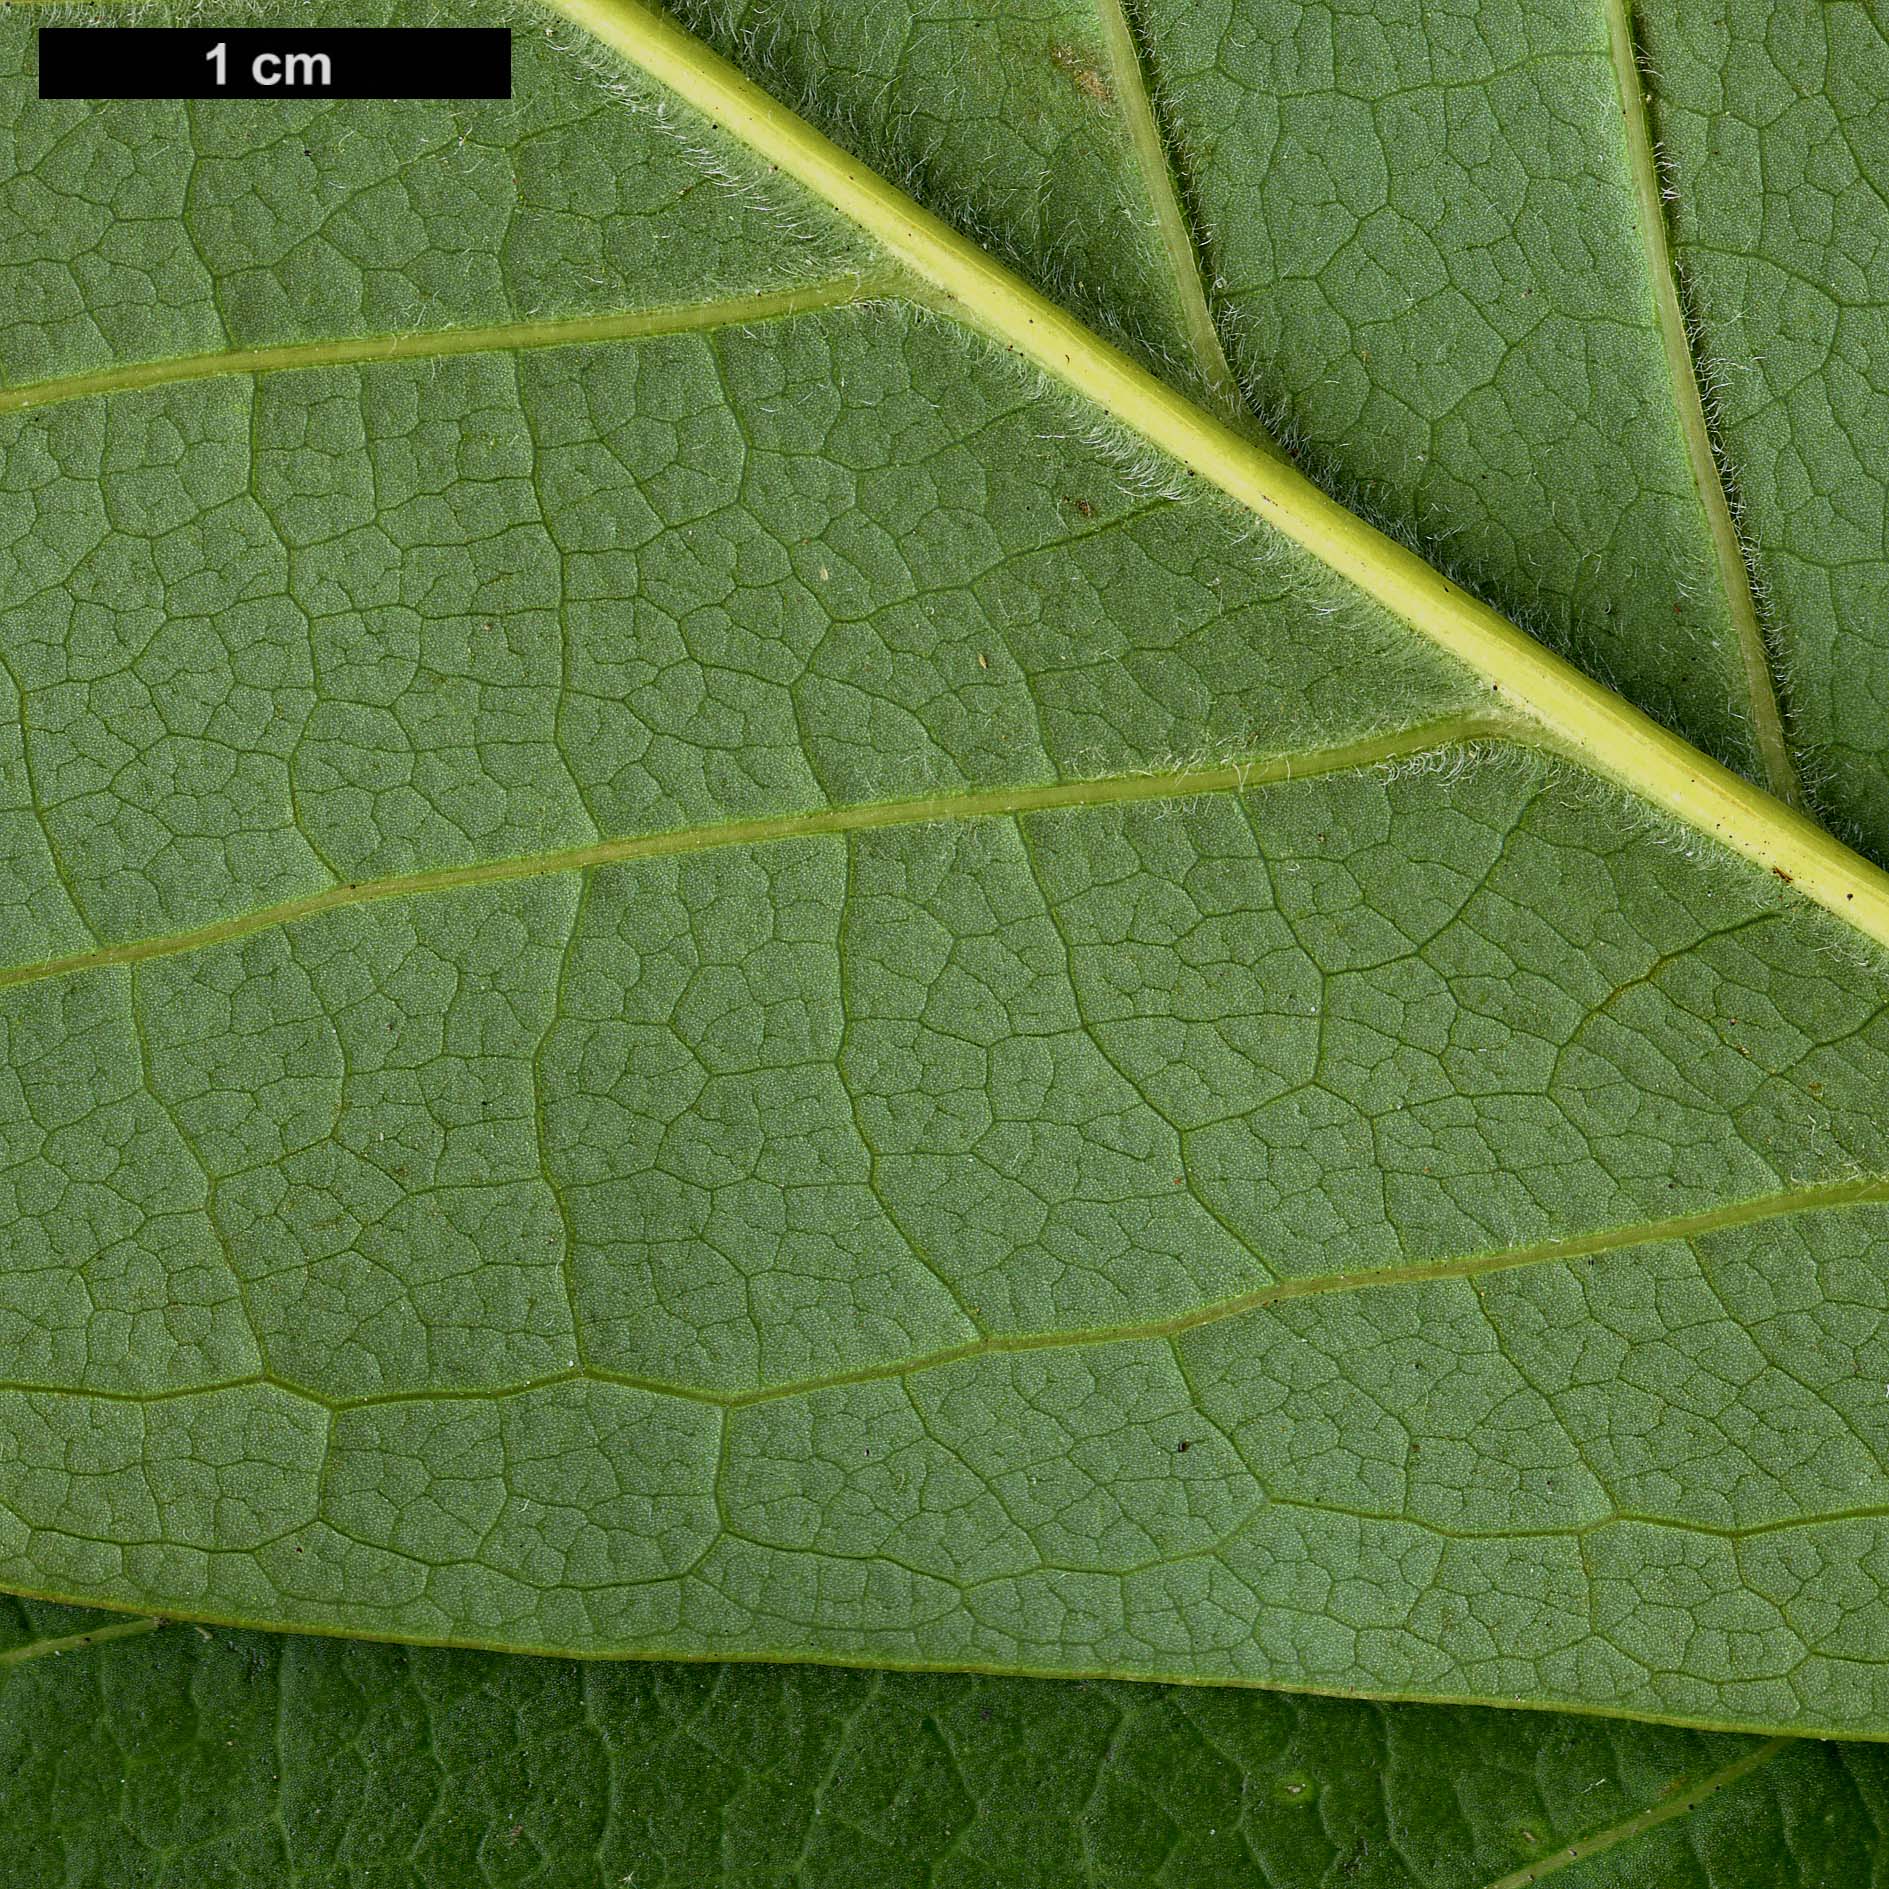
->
(0, 276, 891, 417)
(0, 1614, 165, 1666)
(698, 1170, 1889, 1411)
(1602, 0, 1800, 806)
(1086, 0, 1247, 420)
(1482, 1735, 1792, 1889)
(0, 1153, 1878, 1422)
(0, 720, 1488, 993)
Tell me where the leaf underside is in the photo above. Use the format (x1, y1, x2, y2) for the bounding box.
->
(0, 1597, 1879, 1889)
(5, 0, 1889, 1833)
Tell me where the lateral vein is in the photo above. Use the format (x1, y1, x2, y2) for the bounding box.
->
(0, 1614, 166, 1667)
(0, 276, 890, 418)
(0, 720, 1484, 993)
(1087, 0, 1247, 419)
(1481, 1734, 1791, 1889)
(538, 0, 1889, 952)
(702, 1171, 1889, 1410)
(1601, 0, 1801, 807)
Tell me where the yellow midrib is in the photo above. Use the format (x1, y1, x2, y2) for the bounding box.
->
(539, 0, 1889, 957)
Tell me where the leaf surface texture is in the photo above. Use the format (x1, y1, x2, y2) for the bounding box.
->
(0, 1601, 1880, 1889)
(3, 0, 1889, 1753)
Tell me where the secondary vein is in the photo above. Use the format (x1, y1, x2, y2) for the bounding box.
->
(700, 1170, 1889, 1409)
(1087, 0, 1247, 419)
(0, 275, 891, 418)
(0, 1614, 165, 1667)
(0, 719, 1485, 992)
(1601, 0, 1802, 808)
(1481, 1734, 1791, 1889)
(258, 1172, 1889, 1414)
(539, 0, 1889, 952)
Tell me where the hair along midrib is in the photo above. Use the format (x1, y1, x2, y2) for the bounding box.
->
(534, 0, 1889, 957)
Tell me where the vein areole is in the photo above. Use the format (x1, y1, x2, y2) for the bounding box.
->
(537, 0, 1889, 952)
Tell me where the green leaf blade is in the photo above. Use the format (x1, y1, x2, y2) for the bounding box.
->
(0, 3, 874, 387)
(8, 0, 1889, 1764)
(660, 0, 1786, 793)
(8, 751, 1889, 1730)
(0, 1604, 1881, 1888)
(0, 308, 1479, 953)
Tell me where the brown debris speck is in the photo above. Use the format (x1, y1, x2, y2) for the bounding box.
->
(1049, 44, 1112, 105)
